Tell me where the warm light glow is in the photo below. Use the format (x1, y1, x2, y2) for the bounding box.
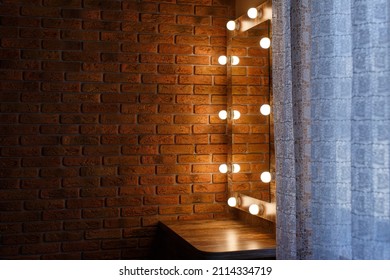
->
(227, 197, 237, 207)
(233, 110, 241, 120)
(260, 104, 271, 116)
(218, 110, 227, 120)
(260, 171, 272, 183)
(247, 7, 258, 19)
(218, 55, 227, 65)
(219, 164, 228, 173)
(260, 37, 271, 49)
(249, 204, 260, 215)
(231, 56, 240, 65)
(226, 20, 236, 31)
(232, 164, 240, 173)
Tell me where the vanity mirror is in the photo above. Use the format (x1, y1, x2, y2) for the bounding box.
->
(222, 0, 275, 221)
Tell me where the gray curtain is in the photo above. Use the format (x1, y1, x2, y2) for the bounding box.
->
(273, 0, 390, 259)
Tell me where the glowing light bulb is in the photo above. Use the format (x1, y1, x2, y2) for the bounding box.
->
(232, 164, 240, 173)
(219, 164, 228, 173)
(247, 7, 258, 19)
(227, 197, 237, 207)
(260, 37, 271, 49)
(260, 104, 271, 116)
(231, 56, 240, 65)
(233, 110, 241, 120)
(260, 171, 272, 183)
(218, 110, 227, 120)
(249, 204, 260, 215)
(218, 55, 227, 65)
(226, 20, 236, 31)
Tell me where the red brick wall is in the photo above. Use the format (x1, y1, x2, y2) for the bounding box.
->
(0, 0, 235, 259)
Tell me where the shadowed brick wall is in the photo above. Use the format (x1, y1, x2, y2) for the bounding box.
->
(0, 0, 234, 259)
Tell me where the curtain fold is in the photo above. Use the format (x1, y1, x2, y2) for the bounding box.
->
(273, 0, 390, 259)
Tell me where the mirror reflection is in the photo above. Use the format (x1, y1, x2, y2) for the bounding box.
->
(226, 7, 275, 205)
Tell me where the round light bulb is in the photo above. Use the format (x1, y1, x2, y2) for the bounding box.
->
(219, 164, 228, 174)
(260, 171, 272, 183)
(226, 20, 236, 31)
(218, 110, 227, 120)
(227, 197, 237, 207)
(260, 104, 271, 116)
(232, 164, 240, 173)
(231, 56, 240, 65)
(249, 204, 260, 215)
(260, 37, 271, 49)
(247, 7, 258, 19)
(233, 110, 241, 120)
(218, 55, 227, 65)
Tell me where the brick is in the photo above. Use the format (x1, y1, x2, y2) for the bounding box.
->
(160, 145, 194, 154)
(181, 194, 214, 204)
(194, 203, 226, 213)
(44, 232, 83, 242)
(106, 196, 142, 207)
(176, 135, 209, 144)
(40, 189, 79, 199)
(62, 177, 99, 188)
(2, 234, 41, 245)
(195, 26, 226, 36)
(24, 200, 64, 210)
(76, 185, 116, 198)
(142, 74, 177, 84)
(102, 239, 138, 249)
(144, 196, 179, 205)
(177, 174, 212, 184)
(192, 164, 218, 173)
(141, 155, 176, 165)
(176, 35, 209, 45)
(140, 54, 174, 64)
(158, 84, 193, 94)
(42, 209, 80, 220)
(24, 221, 62, 233)
(140, 175, 175, 185)
(66, 198, 104, 209)
(104, 156, 139, 165)
(119, 166, 154, 176)
(157, 164, 191, 174)
(100, 114, 135, 124)
(122, 206, 158, 217)
(157, 125, 191, 134)
(85, 229, 122, 240)
(121, 64, 156, 73)
(22, 157, 61, 167)
(42, 18, 81, 29)
(158, 65, 193, 75)
(174, 115, 208, 124)
(194, 46, 225, 55)
(158, 44, 193, 55)
(157, 185, 191, 195)
(160, 4, 193, 14)
(122, 145, 158, 155)
(80, 166, 117, 176)
(176, 55, 209, 65)
(83, 146, 120, 156)
(103, 218, 141, 229)
(40, 168, 78, 178)
(63, 157, 101, 167)
(21, 244, 60, 255)
(196, 144, 227, 154)
(140, 14, 175, 24)
(178, 155, 211, 163)
(179, 75, 212, 85)
(159, 205, 193, 215)
(139, 135, 174, 145)
(82, 208, 119, 219)
(62, 241, 100, 252)
(177, 15, 210, 25)
(63, 220, 101, 230)
(138, 34, 174, 44)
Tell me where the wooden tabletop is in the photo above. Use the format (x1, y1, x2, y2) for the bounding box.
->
(158, 219, 276, 259)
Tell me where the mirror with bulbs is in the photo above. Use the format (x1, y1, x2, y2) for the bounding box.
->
(218, 0, 275, 222)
